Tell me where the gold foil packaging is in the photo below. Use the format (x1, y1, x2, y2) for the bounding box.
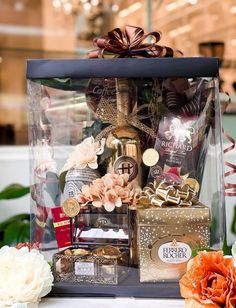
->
(53, 246, 129, 285)
(137, 204, 211, 282)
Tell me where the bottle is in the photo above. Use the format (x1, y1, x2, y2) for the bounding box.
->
(106, 78, 142, 186)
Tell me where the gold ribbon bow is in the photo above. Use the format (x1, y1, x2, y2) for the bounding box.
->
(139, 180, 198, 207)
(95, 97, 156, 140)
(88, 25, 181, 58)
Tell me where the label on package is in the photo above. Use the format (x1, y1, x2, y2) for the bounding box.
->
(158, 240, 192, 264)
(74, 261, 95, 276)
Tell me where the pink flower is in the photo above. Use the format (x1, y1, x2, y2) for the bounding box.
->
(90, 178, 104, 198)
(62, 137, 105, 171)
(77, 185, 91, 205)
(115, 186, 131, 202)
(76, 173, 141, 212)
(104, 189, 122, 212)
(103, 174, 115, 189)
(92, 199, 103, 208)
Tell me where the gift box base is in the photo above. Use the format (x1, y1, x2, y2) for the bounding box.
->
(48, 268, 181, 298)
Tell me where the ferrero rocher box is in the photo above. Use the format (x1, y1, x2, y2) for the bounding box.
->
(137, 204, 211, 282)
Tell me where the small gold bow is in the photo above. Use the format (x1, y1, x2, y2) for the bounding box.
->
(95, 97, 156, 140)
(88, 25, 181, 59)
(139, 180, 198, 207)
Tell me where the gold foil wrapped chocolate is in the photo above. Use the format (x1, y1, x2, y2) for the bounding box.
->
(92, 246, 121, 259)
(139, 179, 199, 207)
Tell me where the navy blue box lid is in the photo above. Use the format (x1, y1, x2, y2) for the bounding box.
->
(26, 57, 219, 79)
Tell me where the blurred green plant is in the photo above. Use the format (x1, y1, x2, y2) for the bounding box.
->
(0, 184, 30, 247)
(231, 205, 236, 235)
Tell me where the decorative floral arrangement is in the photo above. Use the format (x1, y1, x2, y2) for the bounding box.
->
(77, 173, 141, 212)
(0, 245, 53, 308)
(180, 250, 236, 308)
(61, 136, 105, 172)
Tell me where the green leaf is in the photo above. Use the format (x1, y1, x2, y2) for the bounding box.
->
(0, 214, 30, 232)
(97, 146, 113, 165)
(17, 222, 30, 243)
(3, 221, 22, 246)
(191, 238, 232, 258)
(59, 170, 67, 193)
(0, 184, 29, 200)
(231, 205, 236, 235)
(2, 218, 30, 246)
(36, 78, 89, 91)
(222, 237, 232, 255)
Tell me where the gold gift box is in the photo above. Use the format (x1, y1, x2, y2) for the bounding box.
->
(53, 247, 129, 285)
(137, 204, 211, 282)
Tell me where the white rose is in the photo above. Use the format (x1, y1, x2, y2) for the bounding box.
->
(0, 246, 53, 307)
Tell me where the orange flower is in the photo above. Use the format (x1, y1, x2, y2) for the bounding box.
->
(180, 251, 236, 308)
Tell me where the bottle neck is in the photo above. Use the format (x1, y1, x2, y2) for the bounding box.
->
(116, 78, 131, 127)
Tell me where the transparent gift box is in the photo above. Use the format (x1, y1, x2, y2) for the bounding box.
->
(27, 57, 225, 297)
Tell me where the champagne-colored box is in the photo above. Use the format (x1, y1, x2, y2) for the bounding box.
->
(137, 204, 211, 282)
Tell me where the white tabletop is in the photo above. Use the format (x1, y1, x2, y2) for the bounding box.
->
(40, 298, 184, 308)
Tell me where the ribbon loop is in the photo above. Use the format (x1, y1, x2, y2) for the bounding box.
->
(88, 25, 178, 59)
(139, 180, 198, 207)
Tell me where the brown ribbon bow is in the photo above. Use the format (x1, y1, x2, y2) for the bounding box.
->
(88, 25, 180, 59)
(139, 180, 198, 207)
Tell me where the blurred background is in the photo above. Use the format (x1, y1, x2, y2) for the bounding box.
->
(0, 0, 236, 245)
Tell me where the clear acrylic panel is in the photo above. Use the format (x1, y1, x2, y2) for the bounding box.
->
(27, 58, 225, 296)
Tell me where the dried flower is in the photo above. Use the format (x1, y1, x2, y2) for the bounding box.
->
(0, 246, 53, 307)
(180, 251, 236, 308)
(62, 137, 105, 171)
(34, 141, 57, 175)
(77, 173, 141, 212)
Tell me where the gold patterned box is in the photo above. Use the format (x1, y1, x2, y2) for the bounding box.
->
(53, 246, 129, 285)
(137, 204, 211, 282)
